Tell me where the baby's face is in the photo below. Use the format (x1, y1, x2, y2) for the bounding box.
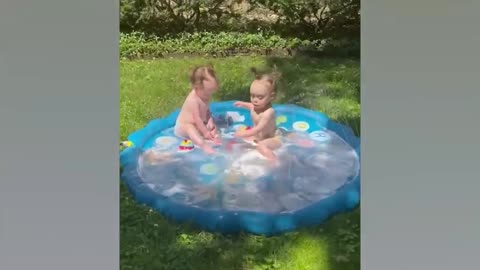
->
(250, 81, 274, 109)
(201, 73, 219, 94)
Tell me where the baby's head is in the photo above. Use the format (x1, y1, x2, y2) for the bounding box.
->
(249, 67, 281, 110)
(190, 65, 218, 95)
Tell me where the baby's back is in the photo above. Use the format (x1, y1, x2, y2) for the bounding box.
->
(176, 91, 209, 126)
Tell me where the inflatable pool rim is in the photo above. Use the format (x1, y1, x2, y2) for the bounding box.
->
(120, 100, 360, 236)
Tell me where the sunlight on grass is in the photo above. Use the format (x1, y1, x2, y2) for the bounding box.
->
(175, 232, 215, 250)
(279, 235, 330, 270)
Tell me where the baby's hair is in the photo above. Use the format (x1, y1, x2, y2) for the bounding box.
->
(250, 65, 282, 93)
(190, 64, 216, 87)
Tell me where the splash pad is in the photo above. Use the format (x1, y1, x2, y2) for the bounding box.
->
(120, 101, 360, 235)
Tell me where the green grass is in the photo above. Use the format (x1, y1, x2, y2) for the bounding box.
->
(120, 55, 360, 270)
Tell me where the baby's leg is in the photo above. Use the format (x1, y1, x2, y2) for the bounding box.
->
(243, 136, 257, 145)
(178, 123, 215, 154)
(256, 137, 281, 160)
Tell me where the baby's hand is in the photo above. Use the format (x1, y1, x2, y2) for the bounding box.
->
(234, 101, 253, 110)
(212, 136, 222, 145)
(234, 130, 246, 138)
(209, 123, 218, 133)
(203, 130, 214, 140)
(206, 120, 215, 130)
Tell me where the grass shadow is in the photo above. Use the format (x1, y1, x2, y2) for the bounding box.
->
(267, 55, 360, 103)
(271, 55, 360, 137)
(120, 182, 291, 270)
(121, 178, 360, 270)
(121, 181, 360, 270)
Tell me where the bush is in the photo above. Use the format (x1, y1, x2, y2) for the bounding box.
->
(251, 0, 360, 39)
(119, 31, 359, 59)
(120, 0, 360, 41)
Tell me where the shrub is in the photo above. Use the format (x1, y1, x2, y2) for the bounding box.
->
(119, 31, 359, 59)
(120, 0, 360, 41)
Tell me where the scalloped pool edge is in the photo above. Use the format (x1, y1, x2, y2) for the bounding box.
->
(120, 100, 360, 236)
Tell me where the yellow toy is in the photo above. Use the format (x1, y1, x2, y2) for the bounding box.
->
(120, 141, 134, 147)
(178, 139, 194, 152)
(239, 125, 252, 132)
(276, 115, 287, 125)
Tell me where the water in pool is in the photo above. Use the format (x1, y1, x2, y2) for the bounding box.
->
(135, 123, 359, 214)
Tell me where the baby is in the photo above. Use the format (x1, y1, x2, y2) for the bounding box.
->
(174, 65, 221, 154)
(234, 68, 282, 160)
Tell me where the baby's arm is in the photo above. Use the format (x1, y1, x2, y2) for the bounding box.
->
(206, 116, 215, 130)
(190, 103, 213, 139)
(206, 112, 220, 142)
(205, 109, 216, 130)
(235, 109, 275, 138)
(234, 101, 254, 111)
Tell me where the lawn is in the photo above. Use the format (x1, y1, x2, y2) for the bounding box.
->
(120, 55, 360, 270)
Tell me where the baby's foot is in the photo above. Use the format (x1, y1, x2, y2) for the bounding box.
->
(257, 145, 276, 160)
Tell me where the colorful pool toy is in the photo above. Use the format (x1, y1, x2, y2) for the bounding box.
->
(120, 141, 134, 147)
(238, 125, 252, 132)
(292, 121, 310, 132)
(178, 139, 194, 152)
(276, 115, 287, 125)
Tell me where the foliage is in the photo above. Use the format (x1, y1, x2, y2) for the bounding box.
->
(251, 0, 360, 39)
(120, 0, 360, 41)
(120, 31, 360, 59)
(120, 55, 360, 270)
(121, 0, 241, 35)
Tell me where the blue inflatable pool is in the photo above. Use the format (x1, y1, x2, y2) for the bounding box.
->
(120, 101, 360, 236)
